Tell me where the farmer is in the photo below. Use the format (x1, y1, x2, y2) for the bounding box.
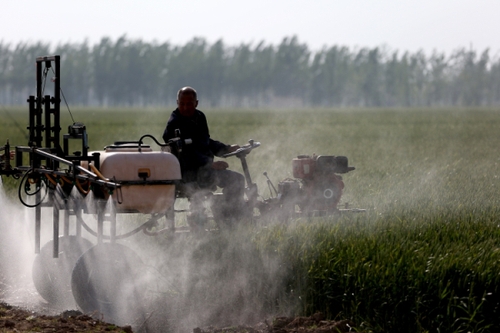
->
(162, 86, 246, 221)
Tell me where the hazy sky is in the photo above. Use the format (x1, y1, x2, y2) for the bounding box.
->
(2, 0, 499, 56)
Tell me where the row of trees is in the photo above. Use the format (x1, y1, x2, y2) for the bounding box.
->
(1, 36, 499, 107)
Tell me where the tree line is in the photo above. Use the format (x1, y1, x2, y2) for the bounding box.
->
(1, 36, 499, 108)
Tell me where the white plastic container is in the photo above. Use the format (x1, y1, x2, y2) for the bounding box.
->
(95, 145, 181, 213)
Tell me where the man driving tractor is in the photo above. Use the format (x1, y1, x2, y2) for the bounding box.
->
(162, 86, 246, 223)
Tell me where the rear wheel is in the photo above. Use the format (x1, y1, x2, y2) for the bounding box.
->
(71, 243, 146, 325)
(32, 236, 93, 308)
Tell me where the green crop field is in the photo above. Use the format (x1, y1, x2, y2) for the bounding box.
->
(1, 106, 500, 332)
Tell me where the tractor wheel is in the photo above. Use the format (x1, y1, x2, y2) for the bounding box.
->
(71, 243, 146, 325)
(32, 236, 93, 308)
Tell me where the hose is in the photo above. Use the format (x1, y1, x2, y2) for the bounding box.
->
(44, 173, 58, 186)
(18, 169, 47, 207)
(89, 164, 109, 181)
(75, 178, 90, 195)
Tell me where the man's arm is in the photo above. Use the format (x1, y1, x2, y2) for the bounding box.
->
(162, 113, 177, 143)
(209, 140, 240, 157)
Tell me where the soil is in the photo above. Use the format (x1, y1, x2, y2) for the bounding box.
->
(193, 313, 358, 333)
(0, 302, 133, 332)
(0, 302, 358, 333)
(0, 259, 360, 333)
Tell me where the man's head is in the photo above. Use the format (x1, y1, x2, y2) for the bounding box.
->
(177, 86, 198, 117)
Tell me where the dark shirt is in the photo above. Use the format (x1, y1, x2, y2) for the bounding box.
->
(162, 109, 229, 179)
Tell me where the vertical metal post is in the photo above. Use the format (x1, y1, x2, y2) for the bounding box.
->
(35, 197, 41, 254)
(44, 95, 53, 170)
(44, 95, 51, 150)
(27, 96, 36, 147)
(53, 206, 59, 258)
(36, 59, 42, 102)
(53, 56, 61, 152)
(34, 59, 42, 148)
(35, 98, 43, 149)
(239, 156, 253, 185)
(92, 152, 100, 170)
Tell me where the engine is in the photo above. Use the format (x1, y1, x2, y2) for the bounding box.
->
(278, 155, 355, 214)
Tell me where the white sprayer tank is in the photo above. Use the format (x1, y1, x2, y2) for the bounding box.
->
(94, 144, 181, 214)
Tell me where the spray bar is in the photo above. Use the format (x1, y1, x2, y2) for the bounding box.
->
(35, 168, 120, 189)
(32, 148, 120, 189)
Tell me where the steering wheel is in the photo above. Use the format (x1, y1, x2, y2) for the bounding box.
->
(222, 140, 260, 158)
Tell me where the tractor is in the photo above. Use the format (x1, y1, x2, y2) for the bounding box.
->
(0, 55, 361, 324)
